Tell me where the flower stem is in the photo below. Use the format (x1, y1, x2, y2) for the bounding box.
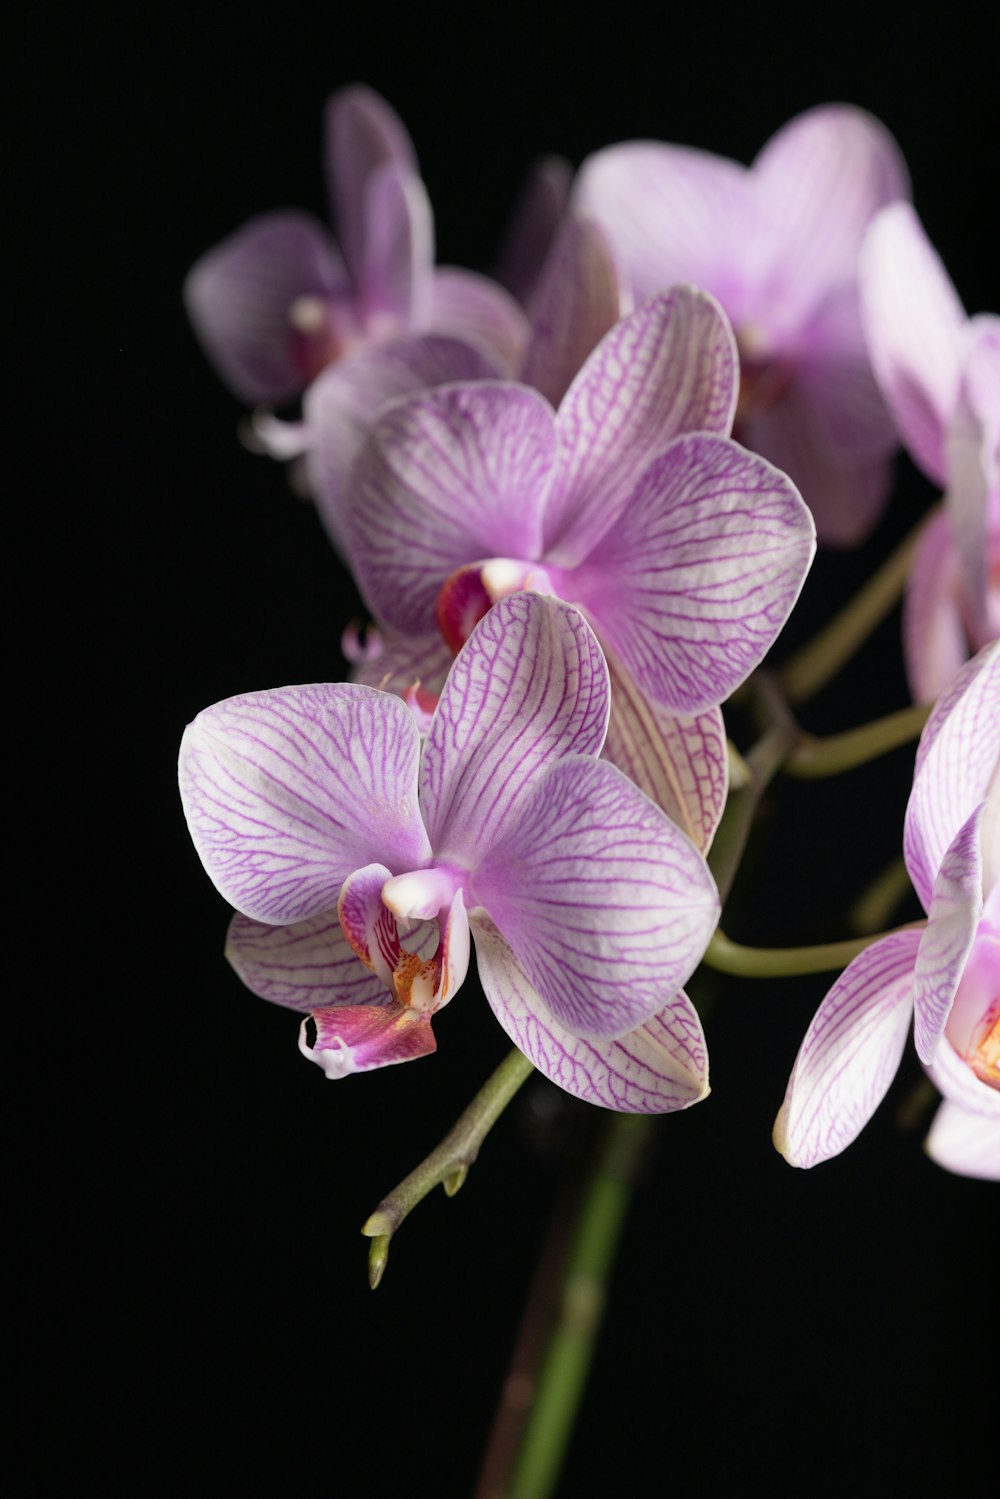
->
(779, 517, 927, 704)
(505, 1112, 653, 1499)
(361, 1047, 534, 1287)
(783, 702, 931, 778)
(702, 921, 925, 979)
(709, 672, 798, 903)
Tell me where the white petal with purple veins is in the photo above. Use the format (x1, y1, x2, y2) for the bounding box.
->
(924, 1100, 1000, 1180)
(913, 805, 985, 1063)
(226, 909, 386, 1012)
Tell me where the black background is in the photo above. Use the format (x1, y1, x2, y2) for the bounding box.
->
(25, 2, 996, 1494)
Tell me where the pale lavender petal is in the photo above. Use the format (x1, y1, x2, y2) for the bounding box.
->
(304, 335, 498, 552)
(924, 1035, 1000, 1120)
(429, 268, 531, 375)
(358, 164, 434, 327)
(225, 909, 385, 1012)
(184, 212, 352, 404)
(901, 509, 966, 705)
(548, 287, 738, 560)
(904, 641, 1000, 907)
(562, 433, 815, 714)
(602, 647, 727, 852)
(422, 594, 609, 863)
(469, 756, 719, 1040)
(860, 202, 966, 484)
(178, 684, 431, 925)
(300, 1002, 435, 1078)
(924, 1100, 1000, 1180)
(751, 105, 908, 333)
(944, 883, 999, 1067)
(946, 317, 1000, 645)
(324, 85, 417, 289)
(773, 930, 921, 1168)
(348, 627, 453, 701)
(472, 915, 709, 1111)
(519, 214, 624, 409)
(913, 806, 985, 1063)
(496, 155, 573, 306)
(345, 382, 557, 634)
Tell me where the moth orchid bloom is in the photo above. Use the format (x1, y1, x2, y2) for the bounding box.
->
(860, 203, 1000, 702)
(575, 105, 909, 546)
(184, 84, 527, 410)
(178, 594, 720, 1112)
(774, 642, 1000, 1179)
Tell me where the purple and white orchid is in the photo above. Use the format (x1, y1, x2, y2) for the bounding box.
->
(575, 105, 909, 546)
(774, 642, 1000, 1179)
(860, 202, 1000, 702)
(179, 593, 720, 1112)
(184, 85, 527, 409)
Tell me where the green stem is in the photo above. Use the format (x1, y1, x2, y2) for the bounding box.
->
(507, 1113, 652, 1499)
(709, 672, 798, 903)
(702, 921, 925, 979)
(784, 702, 931, 778)
(779, 516, 928, 705)
(361, 1047, 534, 1287)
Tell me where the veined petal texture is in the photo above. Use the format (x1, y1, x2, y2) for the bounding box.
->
(912, 805, 985, 1063)
(773, 929, 921, 1168)
(473, 916, 709, 1112)
(924, 1100, 1000, 1180)
(346, 381, 558, 634)
(469, 755, 719, 1040)
(179, 684, 431, 925)
(324, 85, 417, 291)
(422, 594, 609, 864)
(225, 910, 386, 1012)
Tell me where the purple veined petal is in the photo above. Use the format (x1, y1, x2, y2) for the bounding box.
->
(184, 211, 353, 405)
(472, 914, 709, 1112)
(495, 155, 574, 307)
(860, 203, 966, 484)
(519, 214, 624, 409)
(946, 317, 1000, 646)
(601, 646, 727, 852)
(358, 163, 434, 328)
(304, 334, 499, 553)
(178, 683, 431, 925)
(300, 1001, 436, 1079)
(562, 433, 815, 715)
(750, 105, 909, 336)
(944, 882, 999, 1069)
(345, 381, 558, 635)
(347, 626, 454, 705)
(469, 755, 719, 1040)
(904, 640, 1000, 908)
(924, 1100, 1000, 1181)
(547, 287, 739, 561)
(324, 85, 418, 291)
(773, 929, 921, 1169)
(901, 509, 967, 705)
(573, 142, 752, 309)
(225, 909, 387, 1012)
(429, 267, 532, 376)
(913, 805, 986, 1064)
(924, 1032, 1000, 1120)
(421, 594, 610, 864)
(338, 862, 402, 987)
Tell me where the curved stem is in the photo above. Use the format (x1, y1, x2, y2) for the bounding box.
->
(709, 672, 798, 904)
(361, 1047, 534, 1287)
(784, 702, 931, 778)
(703, 921, 925, 979)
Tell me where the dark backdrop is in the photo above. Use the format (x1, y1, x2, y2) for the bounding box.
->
(26, 2, 995, 1493)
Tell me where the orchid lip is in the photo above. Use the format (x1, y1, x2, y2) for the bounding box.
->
(382, 865, 465, 921)
(481, 557, 554, 603)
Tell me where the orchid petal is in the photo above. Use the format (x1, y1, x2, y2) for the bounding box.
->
(860, 203, 966, 484)
(602, 647, 727, 852)
(924, 1034, 1000, 1120)
(429, 267, 531, 375)
(470, 756, 719, 1040)
(225, 909, 386, 1012)
(472, 915, 709, 1111)
(359, 163, 434, 327)
(548, 287, 738, 560)
(564, 433, 814, 715)
(901, 509, 967, 705)
(301, 1002, 436, 1078)
(773, 929, 921, 1168)
(924, 1100, 1000, 1180)
(178, 684, 431, 925)
(324, 85, 417, 290)
(184, 212, 351, 405)
(338, 862, 402, 987)
(904, 641, 1000, 908)
(519, 214, 624, 409)
(347, 627, 453, 702)
(496, 155, 573, 306)
(913, 805, 985, 1064)
(346, 382, 557, 634)
(422, 594, 609, 864)
(946, 316, 1000, 644)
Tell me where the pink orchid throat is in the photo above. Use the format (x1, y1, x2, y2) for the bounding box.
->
(435, 559, 556, 654)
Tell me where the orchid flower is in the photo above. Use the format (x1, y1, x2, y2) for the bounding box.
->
(494, 155, 573, 308)
(774, 642, 1000, 1179)
(574, 105, 909, 546)
(178, 593, 720, 1112)
(860, 202, 1000, 702)
(184, 84, 527, 409)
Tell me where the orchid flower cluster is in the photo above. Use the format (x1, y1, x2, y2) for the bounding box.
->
(181, 86, 998, 1186)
